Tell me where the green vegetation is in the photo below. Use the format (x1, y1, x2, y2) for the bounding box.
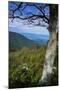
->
(9, 46, 46, 88)
(9, 32, 58, 88)
(9, 32, 36, 49)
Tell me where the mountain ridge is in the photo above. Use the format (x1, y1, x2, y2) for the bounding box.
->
(21, 33, 49, 40)
(9, 31, 36, 49)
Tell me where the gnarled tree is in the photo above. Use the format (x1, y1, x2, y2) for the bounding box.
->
(9, 2, 58, 85)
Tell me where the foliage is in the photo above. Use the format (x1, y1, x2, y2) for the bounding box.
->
(9, 46, 46, 88)
(9, 31, 36, 50)
(9, 45, 58, 88)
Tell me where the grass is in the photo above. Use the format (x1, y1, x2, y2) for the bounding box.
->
(9, 46, 58, 88)
(9, 46, 46, 88)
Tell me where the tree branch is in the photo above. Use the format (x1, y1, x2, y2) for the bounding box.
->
(9, 2, 49, 25)
(9, 14, 47, 20)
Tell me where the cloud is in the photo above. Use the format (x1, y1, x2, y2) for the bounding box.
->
(9, 19, 49, 36)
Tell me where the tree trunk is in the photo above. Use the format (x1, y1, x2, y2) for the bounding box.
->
(40, 31, 57, 85)
(39, 5, 58, 85)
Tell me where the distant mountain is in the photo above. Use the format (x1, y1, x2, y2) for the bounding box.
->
(9, 31, 36, 49)
(21, 33, 49, 45)
(22, 33, 49, 40)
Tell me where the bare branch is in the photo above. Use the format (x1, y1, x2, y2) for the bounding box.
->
(9, 2, 49, 25)
(9, 14, 47, 20)
(33, 4, 49, 21)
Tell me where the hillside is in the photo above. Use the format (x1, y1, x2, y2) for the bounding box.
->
(22, 33, 49, 45)
(9, 31, 36, 49)
(22, 33, 49, 40)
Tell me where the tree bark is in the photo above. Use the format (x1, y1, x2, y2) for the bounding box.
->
(40, 31, 57, 85)
(39, 4, 58, 85)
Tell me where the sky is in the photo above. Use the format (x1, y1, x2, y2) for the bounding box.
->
(9, 19, 49, 36)
(9, 2, 49, 36)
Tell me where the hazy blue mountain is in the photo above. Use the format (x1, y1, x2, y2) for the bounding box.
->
(21, 33, 49, 45)
(22, 33, 49, 40)
(9, 31, 36, 49)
